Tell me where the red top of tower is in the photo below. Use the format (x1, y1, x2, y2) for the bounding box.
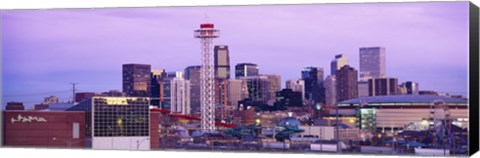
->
(200, 23, 214, 28)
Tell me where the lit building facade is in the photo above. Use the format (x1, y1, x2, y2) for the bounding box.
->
(123, 64, 152, 97)
(91, 97, 150, 150)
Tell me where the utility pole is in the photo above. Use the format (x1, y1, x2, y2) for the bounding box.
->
(70, 83, 78, 104)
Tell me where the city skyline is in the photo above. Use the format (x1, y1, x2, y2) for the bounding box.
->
(1, 2, 469, 107)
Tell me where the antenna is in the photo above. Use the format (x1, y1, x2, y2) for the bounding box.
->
(70, 83, 78, 104)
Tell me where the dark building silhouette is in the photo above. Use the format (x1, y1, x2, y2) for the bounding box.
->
(275, 89, 303, 108)
(301, 67, 325, 104)
(336, 65, 358, 102)
(235, 63, 259, 79)
(122, 64, 151, 97)
(5, 102, 24, 111)
(214, 45, 230, 79)
(399, 81, 419, 95)
(368, 78, 398, 96)
(151, 69, 167, 107)
(185, 65, 202, 116)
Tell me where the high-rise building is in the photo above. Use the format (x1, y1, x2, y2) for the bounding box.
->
(301, 67, 325, 104)
(330, 54, 348, 75)
(228, 79, 248, 110)
(241, 76, 270, 104)
(122, 64, 151, 97)
(235, 63, 259, 79)
(324, 75, 336, 106)
(162, 72, 190, 115)
(150, 69, 166, 107)
(170, 72, 191, 115)
(185, 66, 202, 116)
(358, 81, 369, 98)
(336, 65, 358, 102)
(214, 45, 230, 79)
(286, 79, 305, 103)
(264, 74, 281, 105)
(399, 81, 419, 95)
(359, 47, 386, 81)
(368, 78, 398, 96)
(214, 78, 233, 122)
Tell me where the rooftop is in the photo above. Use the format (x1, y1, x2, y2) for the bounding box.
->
(337, 95, 468, 106)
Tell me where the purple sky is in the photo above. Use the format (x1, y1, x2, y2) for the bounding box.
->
(1, 2, 470, 107)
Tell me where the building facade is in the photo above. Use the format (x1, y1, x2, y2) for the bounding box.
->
(150, 69, 166, 108)
(368, 78, 398, 96)
(264, 74, 281, 105)
(123, 64, 152, 97)
(3, 111, 86, 148)
(235, 63, 259, 79)
(359, 47, 386, 81)
(324, 75, 336, 106)
(286, 79, 306, 103)
(399, 81, 419, 95)
(185, 65, 202, 116)
(330, 54, 348, 75)
(241, 76, 270, 104)
(91, 97, 150, 150)
(336, 65, 358, 102)
(301, 67, 325, 104)
(214, 45, 230, 79)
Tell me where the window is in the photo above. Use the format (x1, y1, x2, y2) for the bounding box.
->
(73, 122, 80, 139)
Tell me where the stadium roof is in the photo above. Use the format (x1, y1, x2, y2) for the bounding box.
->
(337, 95, 468, 106)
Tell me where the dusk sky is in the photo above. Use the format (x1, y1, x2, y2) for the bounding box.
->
(1, 2, 470, 107)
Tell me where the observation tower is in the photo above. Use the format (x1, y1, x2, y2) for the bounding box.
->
(194, 23, 220, 133)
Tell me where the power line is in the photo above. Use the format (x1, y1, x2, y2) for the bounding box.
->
(1, 90, 71, 97)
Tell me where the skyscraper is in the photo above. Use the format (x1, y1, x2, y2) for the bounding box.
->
(214, 45, 230, 79)
(235, 63, 259, 79)
(228, 79, 249, 110)
(150, 69, 166, 107)
(164, 72, 191, 115)
(286, 79, 305, 103)
(336, 65, 358, 102)
(301, 67, 325, 104)
(122, 64, 151, 97)
(324, 75, 336, 106)
(241, 76, 270, 104)
(368, 78, 398, 96)
(185, 65, 202, 116)
(359, 47, 386, 81)
(399, 81, 420, 95)
(264, 74, 281, 105)
(358, 81, 369, 98)
(330, 54, 348, 75)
